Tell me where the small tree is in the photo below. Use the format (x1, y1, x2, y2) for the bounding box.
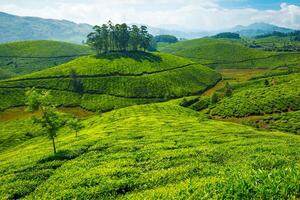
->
(224, 82, 233, 97)
(26, 89, 65, 155)
(33, 108, 65, 154)
(264, 79, 270, 87)
(68, 118, 84, 137)
(69, 69, 84, 94)
(211, 92, 219, 104)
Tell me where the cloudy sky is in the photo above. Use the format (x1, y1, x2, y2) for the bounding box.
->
(0, 0, 300, 31)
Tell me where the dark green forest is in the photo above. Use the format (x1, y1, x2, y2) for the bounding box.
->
(87, 21, 156, 54)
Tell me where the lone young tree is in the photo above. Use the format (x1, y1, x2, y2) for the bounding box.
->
(26, 88, 65, 155)
(68, 118, 85, 137)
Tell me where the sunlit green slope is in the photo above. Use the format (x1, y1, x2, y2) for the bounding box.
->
(0, 52, 221, 111)
(159, 38, 300, 69)
(0, 40, 93, 77)
(211, 73, 300, 118)
(0, 102, 299, 199)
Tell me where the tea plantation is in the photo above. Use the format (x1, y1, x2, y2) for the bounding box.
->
(159, 38, 300, 69)
(0, 40, 94, 77)
(0, 103, 299, 199)
(0, 52, 221, 112)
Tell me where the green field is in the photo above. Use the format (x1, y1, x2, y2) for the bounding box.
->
(0, 102, 299, 199)
(0, 40, 94, 78)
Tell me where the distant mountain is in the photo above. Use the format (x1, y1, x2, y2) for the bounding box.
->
(145, 26, 211, 39)
(0, 12, 211, 44)
(0, 12, 93, 44)
(230, 23, 295, 37)
(129, 23, 211, 39)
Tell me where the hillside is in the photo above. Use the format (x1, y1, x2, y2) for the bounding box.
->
(0, 102, 299, 199)
(230, 23, 295, 37)
(0, 12, 92, 44)
(0, 52, 221, 112)
(0, 40, 94, 78)
(159, 38, 300, 69)
(210, 73, 300, 118)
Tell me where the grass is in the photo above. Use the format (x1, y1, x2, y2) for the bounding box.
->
(0, 40, 93, 77)
(0, 102, 299, 199)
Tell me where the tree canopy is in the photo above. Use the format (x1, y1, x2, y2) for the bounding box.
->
(154, 35, 178, 43)
(213, 32, 241, 39)
(87, 21, 156, 54)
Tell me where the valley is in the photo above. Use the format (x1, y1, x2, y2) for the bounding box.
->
(0, 14, 299, 199)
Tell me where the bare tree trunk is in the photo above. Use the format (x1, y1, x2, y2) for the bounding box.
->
(52, 137, 56, 155)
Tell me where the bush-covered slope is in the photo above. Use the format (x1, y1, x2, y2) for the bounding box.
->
(0, 40, 93, 77)
(0, 103, 299, 199)
(0, 52, 221, 111)
(210, 73, 300, 117)
(159, 38, 300, 69)
(159, 38, 270, 63)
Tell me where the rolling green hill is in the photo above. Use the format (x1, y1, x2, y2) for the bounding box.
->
(210, 73, 300, 118)
(0, 52, 221, 112)
(0, 40, 94, 78)
(159, 38, 300, 69)
(246, 35, 300, 51)
(0, 102, 299, 199)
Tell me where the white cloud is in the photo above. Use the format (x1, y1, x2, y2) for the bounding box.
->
(0, 0, 299, 31)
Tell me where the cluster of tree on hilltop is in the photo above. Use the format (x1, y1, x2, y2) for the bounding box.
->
(213, 32, 241, 39)
(87, 21, 156, 54)
(154, 35, 178, 43)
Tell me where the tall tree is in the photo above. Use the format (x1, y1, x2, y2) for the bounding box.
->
(139, 25, 151, 51)
(119, 23, 130, 51)
(108, 21, 116, 51)
(87, 21, 154, 54)
(129, 25, 141, 51)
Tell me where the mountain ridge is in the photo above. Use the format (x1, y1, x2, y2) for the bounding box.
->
(0, 11, 298, 43)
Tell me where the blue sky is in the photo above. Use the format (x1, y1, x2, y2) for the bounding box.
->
(218, 0, 300, 9)
(0, 0, 300, 31)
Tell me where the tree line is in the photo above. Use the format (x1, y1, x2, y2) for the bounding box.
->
(87, 21, 156, 54)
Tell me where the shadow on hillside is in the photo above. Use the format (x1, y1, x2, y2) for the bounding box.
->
(38, 150, 78, 163)
(95, 51, 162, 62)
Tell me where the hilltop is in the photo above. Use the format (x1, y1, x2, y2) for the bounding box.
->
(0, 40, 93, 78)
